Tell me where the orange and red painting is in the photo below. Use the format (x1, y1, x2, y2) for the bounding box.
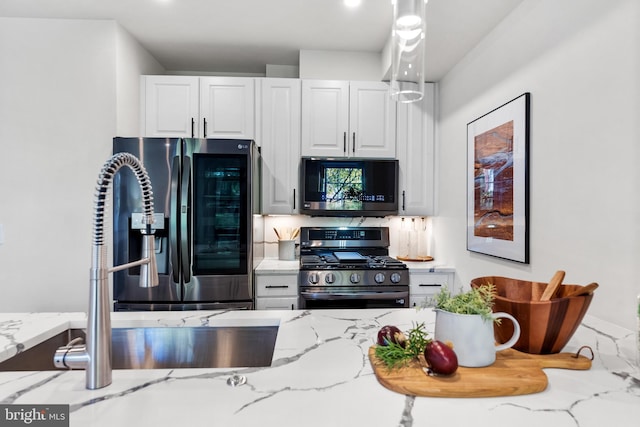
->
(473, 121, 514, 241)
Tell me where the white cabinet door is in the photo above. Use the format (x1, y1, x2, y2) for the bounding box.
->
(409, 270, 454, 308)
(349, 81, 396, 158)
(301, 80, 396, 158)
(141, 76, 199, 137)
(301, 80, 350, 157)
(397, 83, 435, 215)
(200, 77, 255, 139)
(260, 78, 301, 214)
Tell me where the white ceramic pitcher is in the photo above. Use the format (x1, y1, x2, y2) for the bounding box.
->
(434, 309, 521, 367)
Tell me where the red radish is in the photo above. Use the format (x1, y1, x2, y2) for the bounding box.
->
(424, 340, 458, 375)
(376, 325, 406, 347)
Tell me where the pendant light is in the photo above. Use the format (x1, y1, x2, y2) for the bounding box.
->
(390, 0, 427, 103)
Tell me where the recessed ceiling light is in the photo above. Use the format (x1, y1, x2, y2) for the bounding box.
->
(344, 0, 362, 8)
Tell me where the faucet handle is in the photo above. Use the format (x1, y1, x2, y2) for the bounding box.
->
(53, 337, 88, 370)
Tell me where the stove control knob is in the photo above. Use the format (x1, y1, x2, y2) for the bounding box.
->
(349, 273, 361, 284)
(308, 273, 319, 284)
(374, 273, 386, 284)
(325, 272, 336, 284)
(390, 273, 402, 284)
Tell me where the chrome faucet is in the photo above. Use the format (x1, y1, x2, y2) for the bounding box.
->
(54, 152, 159, 389)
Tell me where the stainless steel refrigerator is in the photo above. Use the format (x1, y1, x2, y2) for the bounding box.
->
(112, 137, 262, 310)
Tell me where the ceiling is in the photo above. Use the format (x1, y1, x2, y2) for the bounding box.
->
(0, 0, 525, 81)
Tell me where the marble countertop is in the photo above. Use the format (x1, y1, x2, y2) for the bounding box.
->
(0, 309, 638, 427)
(255, 258, 300, 273)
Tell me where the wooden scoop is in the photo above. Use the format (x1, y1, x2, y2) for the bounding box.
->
(539, 270, 565, 301)
(564, 282, 599, 298)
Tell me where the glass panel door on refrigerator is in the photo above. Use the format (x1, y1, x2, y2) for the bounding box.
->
(192, 153, 249, 275)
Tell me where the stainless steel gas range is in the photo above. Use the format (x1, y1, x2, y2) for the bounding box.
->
(298, 227, 409, 309)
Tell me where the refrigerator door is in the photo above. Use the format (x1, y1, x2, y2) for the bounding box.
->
(182, 139, 254, 305)
(112, 137, 182, 305)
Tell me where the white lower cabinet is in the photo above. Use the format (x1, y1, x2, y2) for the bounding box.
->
(409, 271, 454, 308)
(255, 273, 298, 310)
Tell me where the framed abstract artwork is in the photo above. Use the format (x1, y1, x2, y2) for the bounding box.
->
(467, 93, 530, 263)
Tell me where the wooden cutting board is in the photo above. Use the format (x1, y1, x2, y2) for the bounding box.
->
(368, 346, 592, 398)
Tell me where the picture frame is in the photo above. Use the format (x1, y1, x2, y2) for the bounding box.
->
(467, 93, 530, 263)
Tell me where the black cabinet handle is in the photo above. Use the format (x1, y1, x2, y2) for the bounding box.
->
(343, 132, 347, 153)
(191, 118, 195, 138)
(203, 118, 207, 138)
(266, 285, 290, 289)
(402, 190, 406, 211)
(418, 283, 442, 287)
(293, 188, 296, 210)
(352, 132, 355, 153)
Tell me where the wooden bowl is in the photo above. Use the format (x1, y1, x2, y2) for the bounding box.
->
(470, 276, 594, 354)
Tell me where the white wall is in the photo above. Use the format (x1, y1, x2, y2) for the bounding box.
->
(0, 18, 116, 313)
(0, 18, 163, 313)
(115, 25, 164, 136)
(300, 49, 382, 81)
(434, 0, 640, 329)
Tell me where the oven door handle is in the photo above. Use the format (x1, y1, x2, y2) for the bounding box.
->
(299, 290, 409, 300)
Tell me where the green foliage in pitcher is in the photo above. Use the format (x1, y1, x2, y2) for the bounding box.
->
(423, 285, 497, 322)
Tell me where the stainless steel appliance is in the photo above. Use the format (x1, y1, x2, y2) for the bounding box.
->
(112, 137, 262, 311)
(298, 227, 409, 309)
(300, 157, 399, 217)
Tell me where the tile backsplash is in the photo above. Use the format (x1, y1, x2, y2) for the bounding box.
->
(260, 215, 433, 259)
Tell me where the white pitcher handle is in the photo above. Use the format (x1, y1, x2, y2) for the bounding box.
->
(492, 312, 521, 351)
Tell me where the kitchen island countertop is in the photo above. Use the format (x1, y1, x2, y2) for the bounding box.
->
(0, 309, 638, 427)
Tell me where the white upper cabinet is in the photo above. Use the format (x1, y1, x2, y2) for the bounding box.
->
(396, 83, 436, 216)
(300, 80, 349, 157)
(301, 80, 396, 158)
(260, 78, 301, 214)
(140, 76, 255, 139)
(349, 81, 397, 158)
(141, 75, 199, 137)
(200, 77, 255, 139)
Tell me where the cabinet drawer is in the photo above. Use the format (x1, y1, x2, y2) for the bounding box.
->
(255, 274, 298, 297)
(409, 273, 452, 289)
(410, 273, 453, 295)
(409, 271, 454, 307)
(255, 297, 298, 310)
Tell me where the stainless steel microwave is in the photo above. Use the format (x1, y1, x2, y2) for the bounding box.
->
(300, 157, 399, 217)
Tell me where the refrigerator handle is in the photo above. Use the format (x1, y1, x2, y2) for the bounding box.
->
(180, 156, 192, 284)
(169, 156, 181, 284)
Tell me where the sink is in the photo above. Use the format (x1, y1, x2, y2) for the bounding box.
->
(0, 326, 278, 371)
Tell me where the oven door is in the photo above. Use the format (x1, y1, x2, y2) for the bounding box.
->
(299, 286, 409, 309)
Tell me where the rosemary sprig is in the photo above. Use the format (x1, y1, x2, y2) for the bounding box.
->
(404, 322, 430, 358)
(374, 322, 431, 369)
